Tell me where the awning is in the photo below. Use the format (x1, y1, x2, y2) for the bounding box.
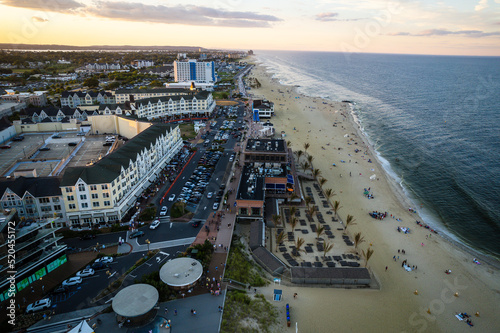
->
(69, 215, 79, 220)
(265, 183, 276, 189)
(106, 212, 117, 217)
(276, 184, 286, 189)
(81, 214, 92, 218)
(287, 175, 294, 184)
(148, 173, 157, 183)
(93, 213, 104, 217)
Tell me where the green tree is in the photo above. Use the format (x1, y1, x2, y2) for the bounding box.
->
(332, 200, 342, 220)
(315, 224, 325, 240)
(354, 232, 365, 249)
(83, 76, 99, 88)
(362, 247, 374, 267)
(275, 231, 285, 252)
(323, 241, 334, 260)
(344, 214, 356, 231)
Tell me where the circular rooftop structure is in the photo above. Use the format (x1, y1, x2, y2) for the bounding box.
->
(159, 257, 203, 288)
(112, 284, 159, 318)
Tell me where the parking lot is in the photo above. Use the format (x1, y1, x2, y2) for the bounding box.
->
(65, 134, 117, 168)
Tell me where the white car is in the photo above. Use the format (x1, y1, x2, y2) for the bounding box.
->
(150, 220, 160, 229)
(207, 192, 213, 199)
(159, 206, 168, 216)
(26, 298, 51, 313)
(213, 202, 219, 210)
(168, 194, 176, 202)
(76, 268, 95, 277)
(62, 276, 82, 286)
(95, 256, 113, 264)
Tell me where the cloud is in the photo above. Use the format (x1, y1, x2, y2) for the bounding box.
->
(1, 0, 83, 12)
(315, 12, 339, 22)
(388, 29, 500, 37)
(0, 0, 281, 28)
(32, 16, 48, 22)
(85, 1, 280, 28)
(475, 0, 489, 11)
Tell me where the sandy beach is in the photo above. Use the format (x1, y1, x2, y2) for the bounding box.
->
(247, 63, 500, 333)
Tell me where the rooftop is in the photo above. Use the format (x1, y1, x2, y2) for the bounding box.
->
(112, 284, 159, 317)
(245, 139, 285, 153)
(159, 257, 203, 287)
(236, 163, 265, 201)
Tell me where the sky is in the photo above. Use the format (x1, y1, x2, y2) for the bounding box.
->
(0, 0, 499, 56)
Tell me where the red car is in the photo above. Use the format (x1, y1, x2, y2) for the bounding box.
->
(0, 145, 11, 149)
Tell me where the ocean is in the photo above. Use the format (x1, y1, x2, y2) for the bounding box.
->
(255, 51, 500, 259)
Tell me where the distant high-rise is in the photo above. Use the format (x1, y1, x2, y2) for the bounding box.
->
(174, 59, 216, 84)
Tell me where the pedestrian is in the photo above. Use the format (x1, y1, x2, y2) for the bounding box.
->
(393, 255, 396, 261)
(174, 309, 177, 316)
(385, 266, 388, 271)
(398, 249, 400, 253)
(165, 308, 168, 314)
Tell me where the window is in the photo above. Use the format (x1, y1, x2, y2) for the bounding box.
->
(41, 206, 52, 212)
(93, 202, 100, 207)
(81, 203, 88, 208)
(103, 192, 110, 198)
(90, 185, 97, 191)
(104, 201, 111, 206)
(52, 197, 59, 203)
(80, 194, 87, 200)
(91, 193, 99, 199)
(101, 184, 108, 190)
(69, 204, 76, 209)
(39, 198, 50, 204)
(67, 195, 74, 201)
(65, 187, 72, 193)
(78, 184, 85, 191)
(54, 205, 61, 211)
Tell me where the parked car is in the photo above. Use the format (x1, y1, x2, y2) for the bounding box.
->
(76, 268, 95, 277)
(150, 220, 160, 229)
(12, 136, 24, 141)
(0, 145, 11, 149)
(91, 262, 108, 270)
(207, 192, 213, 199)
(192, 221, 200, 228)
(52, 135, 61, 138)
(129, 231, 145, 239)
(103, 142, 112, 146)
(62, 276, 82, 286)
(52, 285, 69, 294)
(39, 147, 50, 151)
(26, 298, 51, 313)
(77, 132, 86, 136)
(68, 142, 77, 146)
(159, 206, 168, 216)
(213, 203, 219, 210)
(168, 194, 176, 202)
(94, 256, 113, 264)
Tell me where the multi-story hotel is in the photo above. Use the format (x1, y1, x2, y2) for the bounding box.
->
(61, 91, 115, 108)
(19, 106, 97, 124)
(114, 88, 192, 104)
(252, 99, 275, 120)
(134, 90, 216, 120)
(174, 59, 216, 84)
(60, 123, 183, 228)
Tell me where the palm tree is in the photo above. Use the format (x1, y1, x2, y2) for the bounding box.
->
(344, 214, 356, 231)
(332, 200, 342, 219)
(275, 231, 285, 252)
(289, 192, 299, 203)
(300, 161, 310, 173)
(305, 196, 313, 208)
(312, 168, 321, 180)
(315, 224, 325, 240)
(272, 214, 281, 227)
(289, 206, 297, 218)
(354, 232, 365, 249)
(324, 188, 335, 207)
(303, 142, 310, 154)
(290, 216, 298, 233)
(323, 241, 334, 260)
(362, 247, 374, 267)
(294, 237, 305, 256)
(287, 140, 292, 148)
(295, 150, 304, 164)
(319, 177, 328, 189)
(307, 155, 315, 170)
(307, 205, 317, 219)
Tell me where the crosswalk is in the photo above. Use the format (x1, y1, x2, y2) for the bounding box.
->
(158, 216, 170, 223)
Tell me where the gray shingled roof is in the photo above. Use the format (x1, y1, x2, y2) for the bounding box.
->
(0, 176, 62, 198)
(115, 87, 189, 95)
(60, 123, 176, 186)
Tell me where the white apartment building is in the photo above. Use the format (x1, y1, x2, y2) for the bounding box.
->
(131, 60, 155, 69)
(174, 59, 216, 84)
(61, 91, 115, 108)
(134, 91, 215, 120)
(60, 124, 182, 228)
(114, 88, 192, 104)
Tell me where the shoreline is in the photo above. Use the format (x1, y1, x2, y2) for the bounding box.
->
(253, 58, 499, 267)
(245, 59, 500, 333)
